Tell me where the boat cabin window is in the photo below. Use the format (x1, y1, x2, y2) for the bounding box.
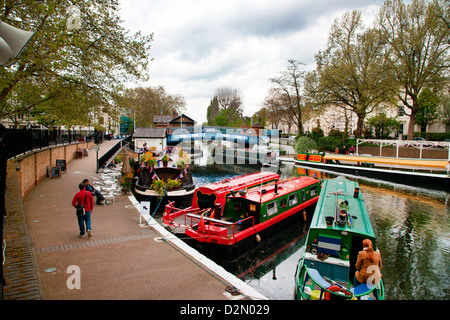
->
(288, 193, 298, 206)
(302, 190, 306, 202)
(310, 185, 318, 197)
(234, 198, 244, 212)
(267, 201, 278, 216)
(280, 198, 287, 208)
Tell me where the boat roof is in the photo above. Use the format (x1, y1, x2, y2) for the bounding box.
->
(234, 176, 319, 203)
(199, 171, 279, 194)
(324, 154, 449, 168)
(310, 176, 375, 239)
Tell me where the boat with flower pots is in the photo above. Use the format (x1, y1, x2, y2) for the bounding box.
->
(163, 171, 321, 255)
(294, 176, 385, 300)
(131, 146, 195, 212)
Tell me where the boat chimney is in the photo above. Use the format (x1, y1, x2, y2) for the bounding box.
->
(353, 187, 360, 198)
(274, 181, 278, 194)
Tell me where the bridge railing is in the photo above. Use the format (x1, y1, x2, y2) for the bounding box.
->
(167, 126, 280, 145)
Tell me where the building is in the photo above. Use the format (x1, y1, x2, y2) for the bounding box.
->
(133, 127, 167, 152)
(153, 113, 196, 129)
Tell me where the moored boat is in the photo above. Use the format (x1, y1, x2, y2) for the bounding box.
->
(132, 147, 195, 211)
(290, 152, 450, 191)
(163, 171, 279, 233)
(163, 172, 321, 254)
(294, 176, 385, 300)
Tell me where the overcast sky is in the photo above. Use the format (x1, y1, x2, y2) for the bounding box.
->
(118, 0, 388, 125)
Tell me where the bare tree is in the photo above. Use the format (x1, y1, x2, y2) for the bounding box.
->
(269, 59, 306, 134)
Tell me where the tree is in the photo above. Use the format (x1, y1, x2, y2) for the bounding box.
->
(441, 92, 450, 133)
(206, 96, 219, 125)
(367, 113, 401, 139)
(262, 88, 288, 130)
(377, 0, 450, 139)
(269, 59, 306, 134)
(124, 86, 185, 127)
(210, 87, 244, 127)
(0, 0, 153, 127)
(416, 88, 440, 132)
(305, 10, 396, 137)
(295, 136, 317, 154)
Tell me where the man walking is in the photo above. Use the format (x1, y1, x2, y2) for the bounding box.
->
(72, 182, 94, 238)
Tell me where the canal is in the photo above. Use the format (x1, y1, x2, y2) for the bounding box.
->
(159, 155, 449, 300)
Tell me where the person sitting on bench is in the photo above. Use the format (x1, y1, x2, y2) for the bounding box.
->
(83, 179, 105, 205)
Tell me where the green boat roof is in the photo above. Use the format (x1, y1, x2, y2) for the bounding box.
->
(310, 176, 375, 239)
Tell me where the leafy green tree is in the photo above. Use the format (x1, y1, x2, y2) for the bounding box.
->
(213, 107, 245, 127)
(306, 10, 396, 137)
(206, 96, 219, 125)
(0, 0, 153, 127)
(377, 0, 450, 139)
(367, 114, 401, 139)
(295, 136, 317, 153)
(416, 88, 440, 132)
(124, 86, 185, 127)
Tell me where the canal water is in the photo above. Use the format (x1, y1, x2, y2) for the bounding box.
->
(162, 154, 449, 300)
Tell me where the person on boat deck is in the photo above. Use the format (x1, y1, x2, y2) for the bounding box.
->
(355, 239, 383, 286)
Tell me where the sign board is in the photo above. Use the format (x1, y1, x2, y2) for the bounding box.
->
(139, 201, 151, 225)
(50, 166, 61, 178)
(56, 159, 66, 172)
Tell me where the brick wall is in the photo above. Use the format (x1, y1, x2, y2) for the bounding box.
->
(8, 142, 94, 198)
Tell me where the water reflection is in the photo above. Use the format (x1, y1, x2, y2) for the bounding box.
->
(184, 155, 450, 300)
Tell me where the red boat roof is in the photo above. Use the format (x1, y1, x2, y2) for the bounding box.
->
(235, 176, 319, 203)
(199, 171, 279, 194)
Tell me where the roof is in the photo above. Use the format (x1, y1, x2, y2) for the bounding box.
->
(133, 127, 166, 138)
(309, 176, 375, 238)
(170, 114, 196, 124)
(324, 154, 449, 168)
(242, 176, 318, 203)
(200, 171, 279, 193)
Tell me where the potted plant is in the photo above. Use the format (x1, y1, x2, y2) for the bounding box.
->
(151, 179, 166, 198)
(161, 153, 169, 167)
(166, 178, 181, 191)
(176, 159, 186, 170)
(120, 173, 134, 192)
(145, 157, 157, 168)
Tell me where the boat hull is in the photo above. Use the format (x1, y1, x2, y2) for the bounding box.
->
(293, 159, 450, 192)
(184, 196, 318, 258)
(186, 201, 317, 259)
(132, 184, 195, 212)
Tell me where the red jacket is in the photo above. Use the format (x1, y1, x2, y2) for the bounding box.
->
(72, 189, 94, 213)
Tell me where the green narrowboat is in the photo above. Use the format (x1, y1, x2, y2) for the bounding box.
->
(294, 176, 385, 300)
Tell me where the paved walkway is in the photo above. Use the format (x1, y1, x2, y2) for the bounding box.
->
(3, 140, 265, 300)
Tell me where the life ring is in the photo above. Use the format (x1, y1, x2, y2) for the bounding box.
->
(324, 285, 352, 300)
